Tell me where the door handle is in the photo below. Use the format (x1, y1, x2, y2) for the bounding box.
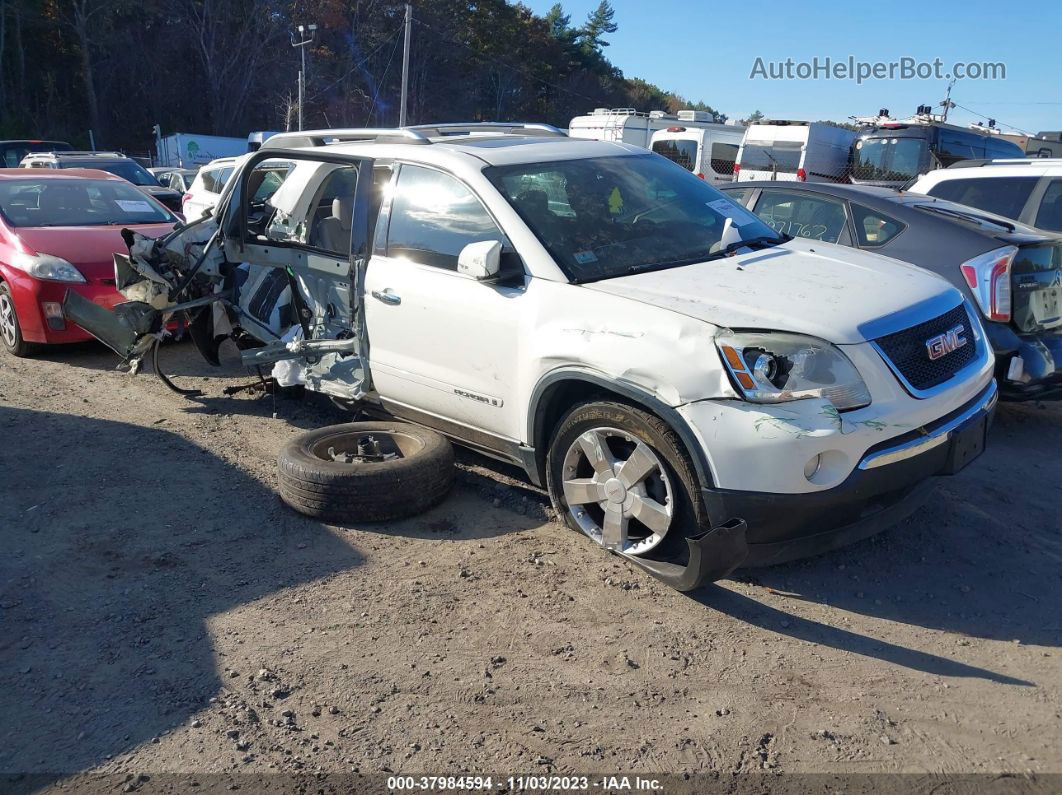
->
(371, 289, 401, 305)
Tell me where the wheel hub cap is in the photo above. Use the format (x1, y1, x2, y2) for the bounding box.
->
(560, 427, 674, 556)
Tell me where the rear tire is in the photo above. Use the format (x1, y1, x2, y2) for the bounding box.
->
(0, 281, 39, 358)
(277, 421, 454, 523)
(545, 401, 709, 559)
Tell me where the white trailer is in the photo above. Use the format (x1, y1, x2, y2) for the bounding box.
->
(568, 108, 726, 149)
(155, 133, 249, 168)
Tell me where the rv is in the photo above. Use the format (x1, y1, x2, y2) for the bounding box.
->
(850, 109, 1024, 188)
(734, 121, 855, 183)
(649, 123, 744, 185)
(568, 108, 725, 149)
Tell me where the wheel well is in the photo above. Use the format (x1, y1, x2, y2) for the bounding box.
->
(530, 375, 713, 490)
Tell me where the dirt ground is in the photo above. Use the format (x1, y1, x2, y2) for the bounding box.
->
(1, 339, 1060, 792)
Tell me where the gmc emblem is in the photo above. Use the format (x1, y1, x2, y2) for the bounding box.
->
(926, 325, 967, 361)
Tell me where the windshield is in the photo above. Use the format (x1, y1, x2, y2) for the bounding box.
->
(0, 178, 175, 227)
(485, 153, 780, 281)
(738, 140, 802, 173)
(2, 142, 71, 168)
(63, 160, 161, 187)
(852, 137, 926, 181)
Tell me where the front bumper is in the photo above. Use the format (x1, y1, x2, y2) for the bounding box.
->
(5, 269, 123, 345)
(701, 380, 998, 567)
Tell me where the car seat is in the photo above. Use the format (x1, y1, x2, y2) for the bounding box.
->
(312, 195, 354, 253)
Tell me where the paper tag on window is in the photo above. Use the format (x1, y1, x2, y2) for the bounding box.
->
(115, 199, 154, 213)
(573, 250, 598, 264)
(706, 198, 758, 226)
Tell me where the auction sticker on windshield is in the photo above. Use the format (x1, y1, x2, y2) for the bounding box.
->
(115, 200, 154, 213)
(706, 198, 760, 226)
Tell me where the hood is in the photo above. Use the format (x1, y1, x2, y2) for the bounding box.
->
(15, 223, 177, 280)
(581, 237, 960, 345)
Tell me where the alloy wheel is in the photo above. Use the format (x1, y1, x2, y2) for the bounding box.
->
(0, 292, 18, 348)
(561, 427, 673, 556)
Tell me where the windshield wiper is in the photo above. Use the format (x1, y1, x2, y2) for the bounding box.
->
(704, 234, 787, 261)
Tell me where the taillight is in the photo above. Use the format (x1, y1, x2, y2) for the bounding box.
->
(182, 192, 192, 206)
(797, 168, 807, 181)
(733, 163, 741, 174)
(695, 172, 705, 180)
(959, 246, 1017, 323)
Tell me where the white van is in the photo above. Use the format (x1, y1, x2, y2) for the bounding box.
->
(569, 108, 730, 149)
(735, 121, 855, 183)
(650, 125, 744, 185)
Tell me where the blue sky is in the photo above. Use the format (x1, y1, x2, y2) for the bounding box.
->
(521, 0, 1061, 134)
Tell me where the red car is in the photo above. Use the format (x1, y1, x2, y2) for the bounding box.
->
(0, 169, 178, 356)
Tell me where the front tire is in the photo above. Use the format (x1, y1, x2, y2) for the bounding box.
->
(545, 401, 708, 559)
(0, 281, 38, 358)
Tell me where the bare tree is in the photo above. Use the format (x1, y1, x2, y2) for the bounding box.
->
(57, 0, 113, 144)
(172, 0, 287, 134)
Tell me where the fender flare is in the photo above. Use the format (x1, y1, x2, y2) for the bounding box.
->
(526, 368, 716, 491)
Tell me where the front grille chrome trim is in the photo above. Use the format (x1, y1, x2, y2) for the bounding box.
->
(858, 380, 997, 470)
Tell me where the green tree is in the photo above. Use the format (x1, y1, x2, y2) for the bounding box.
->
(579, 0, 616, 54)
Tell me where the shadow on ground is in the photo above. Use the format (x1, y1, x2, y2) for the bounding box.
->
(0, 407, 362, 781)
(687, 402, 1061, 686)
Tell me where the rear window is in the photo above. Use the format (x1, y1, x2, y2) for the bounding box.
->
(0, 178, 174, 227)
(925, 176, 1038, 222)
(200, 166, 235, 194)
(710, 142, 739, 176)
(652, 139, 697, 172)
(1034, 179, 1062, 232)
(61, 159, 159, 187)
(2, 142, 71, 168)
(739, 141, 801, 173)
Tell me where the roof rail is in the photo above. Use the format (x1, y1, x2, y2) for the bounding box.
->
(947, 157, 1062, 169)
(262, 128, 430, 150)
(405, 122, 567, 138)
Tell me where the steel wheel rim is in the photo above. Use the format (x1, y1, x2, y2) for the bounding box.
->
(561, 426, 674, 556)
(0, 293, 17, 348)
(308, 429, 422, 465)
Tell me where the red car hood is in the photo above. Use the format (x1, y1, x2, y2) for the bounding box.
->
(14, 223, 176, 280)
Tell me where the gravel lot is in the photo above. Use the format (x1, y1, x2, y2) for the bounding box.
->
(1, 339, 1059, 791)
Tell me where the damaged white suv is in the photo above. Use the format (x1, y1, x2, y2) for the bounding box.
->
(66, 124, 997, 590)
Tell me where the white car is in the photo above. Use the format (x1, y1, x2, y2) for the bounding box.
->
(180, 156, 237, 220)
(909, 159, 1062, 233)
(68, 124, 996, 589)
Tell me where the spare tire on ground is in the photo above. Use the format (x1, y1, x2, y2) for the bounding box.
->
(277, 421, 454, 523)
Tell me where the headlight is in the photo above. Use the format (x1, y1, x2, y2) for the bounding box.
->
(10, 252, 86, 283)
(717, 332, 871, 410)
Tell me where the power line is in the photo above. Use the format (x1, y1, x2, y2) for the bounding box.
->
(307, 24, 405, 102)
(367, 25, 405, 125)
(950, 101, 1030, 133)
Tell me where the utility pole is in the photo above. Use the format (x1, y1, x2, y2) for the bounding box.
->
(399, 3, 412, 127)
(291, 23, 317, 131)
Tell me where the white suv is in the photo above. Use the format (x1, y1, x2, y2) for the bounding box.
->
(910, 158, 1062, 232)
(67, 124, 997, 588)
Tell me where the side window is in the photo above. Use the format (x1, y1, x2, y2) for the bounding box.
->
(385, 165, 503, 270)
(709, 142, 739, 176)
(926, 177, 1038, 221)
(753, 190, 848, 243)
(1034, 179, 1062, 232)
(851, 203, 906, 247)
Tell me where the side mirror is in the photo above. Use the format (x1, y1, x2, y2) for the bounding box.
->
(457, 240, 502, 280)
